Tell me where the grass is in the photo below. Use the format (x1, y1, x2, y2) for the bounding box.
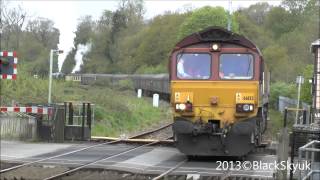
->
(267, 109, 283, 140)
(267, 109, 298, 141)
(1, 67, 171, 137)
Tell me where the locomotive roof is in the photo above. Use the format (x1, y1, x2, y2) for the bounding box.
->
(174, 26, 261, 54)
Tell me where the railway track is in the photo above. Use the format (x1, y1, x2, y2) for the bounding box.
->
(1, 122, 277, 180)
(0, 123, 173, 178)
(126, 122, 173, 139)
(44, 139, 170, 180)
(1, 144, 276, 180)
(91, 122, 173, 144)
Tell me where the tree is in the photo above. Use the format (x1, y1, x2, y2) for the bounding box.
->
(110, 12, 190, 73)
(1, 4, 27, 49)
(238, 2, 271, 25)
(235, 12, 273, 50)
(262, 45, 291, 82)
(300, 65, 313, 104)
(61, 48, 77, 74)
(74, 16, 94, 45)
(79, 0, 145, 73)
(264, 7, 297, 39)
(282, 0, 310, 15)
(26, 18, 59, 49)
(177, 6, 239, 40)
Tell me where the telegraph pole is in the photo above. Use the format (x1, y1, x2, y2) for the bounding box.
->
(227, 0, 232, 31)
(48, 49, 63, 104)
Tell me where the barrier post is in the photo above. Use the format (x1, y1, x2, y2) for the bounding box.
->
(81, 103, 85, 141)
(153, 94, 159, 107)
(137, 89, 142, 98)
(68, 102, 73, 125)
(87, 103, 91, 130)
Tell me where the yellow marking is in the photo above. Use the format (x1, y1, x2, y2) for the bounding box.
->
(236, 92, 242, 103)
(236, 93, 255, 104)
(174, 92, 193, 103)
(175, 92, 180, 102)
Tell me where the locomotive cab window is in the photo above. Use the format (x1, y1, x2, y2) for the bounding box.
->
(219, 54, 254, 80)
(177, 53, 211, 79)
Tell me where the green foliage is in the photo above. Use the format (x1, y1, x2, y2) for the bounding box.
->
(1, 64, 50, 105)
(264, 7, 297, 39)
(61, 48, 77, 74)
(93, 78, 112, 87)
(235, 12, 273, 50)
(0, 9, 60, 76)
(74, 16, 94, 45)
(262, 45, 291, 82)
(117, 79, 134, 90)
(128, 12, 189, 73)
(177, 6, 239, 40)
(267, 109, 284, 139)
(238, 0, 318, 83)
(1, 69, 170, 137)
(269, 82, 297, 109)
(73, 0, 318, 82)
(238, 2, 270, 26)
(300, 65, 313, 104)
(135, 64, 167, 74)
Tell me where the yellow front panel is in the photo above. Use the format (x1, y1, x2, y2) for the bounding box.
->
(171, 81, 259, 127)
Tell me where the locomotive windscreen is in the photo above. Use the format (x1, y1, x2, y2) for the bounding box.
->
(219, 54, 254, 80)
(176, 53, 211, 79)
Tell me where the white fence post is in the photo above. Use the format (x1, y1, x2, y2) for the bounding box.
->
(153, 94, 159, 107)
(137, 89, 142, 98)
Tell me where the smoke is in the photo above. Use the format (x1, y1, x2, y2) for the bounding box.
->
(72, 43, 91, 73)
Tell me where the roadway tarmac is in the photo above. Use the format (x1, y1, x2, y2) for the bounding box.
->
(0, 140, 277, 179)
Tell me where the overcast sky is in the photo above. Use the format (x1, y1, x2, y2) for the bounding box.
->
(7, 0, 282, 70)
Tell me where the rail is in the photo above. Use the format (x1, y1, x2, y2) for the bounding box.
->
(128, 122, 172, 139)
(152, 159, 187, 180)
(0, 124, 171, 174)
(44, 138, 170, 180)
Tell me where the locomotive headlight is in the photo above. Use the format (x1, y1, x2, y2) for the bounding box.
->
(179, 103, 186, 110)
(243, 104, 250, 111)
(212, 44, 220, 51)
(249, 105, 254, 111)
(175, 103, 192, 112)
(236, 104, 254, 113)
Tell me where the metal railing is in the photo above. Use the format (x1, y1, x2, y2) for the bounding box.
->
(299, 140, 320, 180)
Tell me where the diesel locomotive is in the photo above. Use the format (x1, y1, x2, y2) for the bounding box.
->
(170, 27, 270, 156)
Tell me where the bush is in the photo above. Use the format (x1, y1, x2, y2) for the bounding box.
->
(117, 79, 134, 91)
(177, 6, 239, 40)
(93, 78, 112, 87)
(269, 81, 297, 109)
(135, 64, 167, 74)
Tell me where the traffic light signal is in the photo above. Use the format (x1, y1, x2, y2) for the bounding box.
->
(0, 51, 18, 80)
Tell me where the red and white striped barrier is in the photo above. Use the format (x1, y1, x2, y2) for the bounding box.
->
(0, 51, 18, 80)
(0, 106, 53, 115)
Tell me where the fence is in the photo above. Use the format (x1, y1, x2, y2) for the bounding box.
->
(278, 96, 311, 125)
(278, 96, 310, 113)
(298, 140, 320, 180)
(0, 112, 37, 140)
